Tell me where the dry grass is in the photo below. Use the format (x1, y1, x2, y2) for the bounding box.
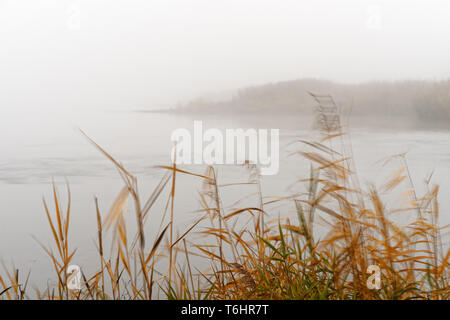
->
(0, 125, 448, 300)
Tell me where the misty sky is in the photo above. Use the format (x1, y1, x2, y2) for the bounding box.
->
(0, 0, 449, 110)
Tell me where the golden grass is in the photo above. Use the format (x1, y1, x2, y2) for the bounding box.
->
(0, 126, 448, 300)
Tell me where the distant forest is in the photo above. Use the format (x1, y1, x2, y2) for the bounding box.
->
(178, 79, 450, 122)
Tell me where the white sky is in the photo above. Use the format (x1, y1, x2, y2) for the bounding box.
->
(0, 0, 449, 110)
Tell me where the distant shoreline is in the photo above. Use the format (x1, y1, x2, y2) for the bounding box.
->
(137, 78, 450, 126)
(133, 108, 450, 132)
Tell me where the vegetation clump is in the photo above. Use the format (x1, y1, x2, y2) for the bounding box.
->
(0, 120, 448, 300)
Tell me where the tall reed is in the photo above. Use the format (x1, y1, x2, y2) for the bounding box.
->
(0, 121, 448, 300)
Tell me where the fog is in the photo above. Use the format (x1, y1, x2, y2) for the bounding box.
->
(0, 0, 449, 111)
(1, 1, 450, 295)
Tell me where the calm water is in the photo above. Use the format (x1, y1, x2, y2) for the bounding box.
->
(0, 107, 449, 290)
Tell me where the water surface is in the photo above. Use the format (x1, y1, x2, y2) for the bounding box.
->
(0, 108, 448, 290)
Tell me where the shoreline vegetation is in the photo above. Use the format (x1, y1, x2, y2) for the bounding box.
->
(138, 79, 450, 128)
(0, 103, 449, 300)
